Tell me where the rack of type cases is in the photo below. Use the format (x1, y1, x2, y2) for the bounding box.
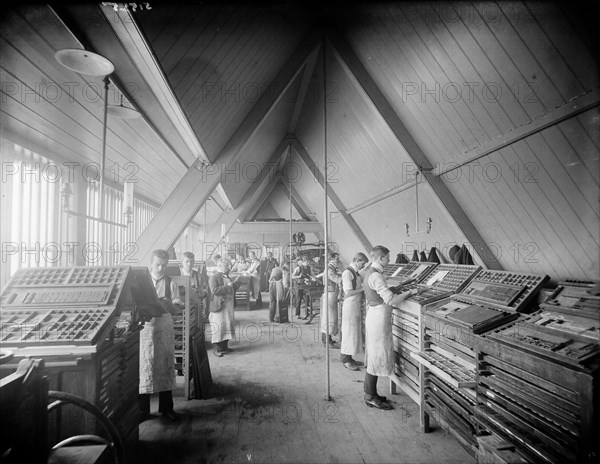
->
(172, 264, 210, 399)
(474, 279, 600, 463)
(0, 266, 163, 446)
(412, 269, 549, 457)
(391, 263, 481, 406)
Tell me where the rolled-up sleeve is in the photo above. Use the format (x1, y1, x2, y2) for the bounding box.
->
(327, 266, 342, 285)
(368, 272, 393, 304)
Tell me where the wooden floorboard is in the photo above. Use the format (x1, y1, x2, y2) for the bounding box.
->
(129, 295, 474, 464)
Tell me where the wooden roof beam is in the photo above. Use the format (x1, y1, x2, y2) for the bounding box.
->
(203, 138, 291, 247)
(131, 27, 322, 262)
(326, 31, 502, 269)
(281, 179, 318, 222)
(289, 44, 321, 133)
(244, 180, 282, 222)
(291, 137, 373, 252)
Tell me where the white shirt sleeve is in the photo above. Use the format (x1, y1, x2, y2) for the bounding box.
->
(368, 272, 394, 304)
(170, 280, 182, 304)
(342, 269, 354, 293)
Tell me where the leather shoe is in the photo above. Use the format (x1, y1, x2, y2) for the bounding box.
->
(343, 362, 359, 371)
(365, 397, 393, 410)
(376, 394, 389, 403)
(213, 348, 224, 357)
(161, 410, 180, 422)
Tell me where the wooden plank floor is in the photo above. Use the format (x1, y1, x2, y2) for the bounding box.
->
(129, 295, 475, 464)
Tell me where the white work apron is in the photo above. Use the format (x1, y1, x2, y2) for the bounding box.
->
(320, 289, 339, 336)
(341, 293, 362, 356)
(208, 276, 236, 343)
(139, 313, 176, 394)
(365, 303, 394, 377)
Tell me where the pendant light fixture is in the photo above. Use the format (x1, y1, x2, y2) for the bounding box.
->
(55, 48, 132, 228)
(55, 49, 114, 76)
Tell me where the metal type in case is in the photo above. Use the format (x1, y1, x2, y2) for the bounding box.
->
(413, 270, 549, 457)
(475, 279, 599, 463)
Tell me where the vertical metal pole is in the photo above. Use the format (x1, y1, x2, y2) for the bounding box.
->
(415, 170, 419, 233)
(289, 144, 294, 323)
(99, 76, 109, 220)
(322, 38, 331, 401)
(203, 198, 207, 260)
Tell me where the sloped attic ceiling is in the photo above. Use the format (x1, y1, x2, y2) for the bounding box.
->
(2, 2, 597, 279)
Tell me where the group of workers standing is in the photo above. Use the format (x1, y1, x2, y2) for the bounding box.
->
(309, 246, 419, 410)
(138, 245, 419, 421)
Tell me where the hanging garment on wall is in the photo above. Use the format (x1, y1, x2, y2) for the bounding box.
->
(427, 247, 441, 264)
(454, 244, 474, 265)
(396, 253, 410, 264)
(420, 251, 428, 262)
(448, 245, 461, 263)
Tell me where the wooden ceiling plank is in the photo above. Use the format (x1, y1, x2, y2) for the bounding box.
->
(173, 8, 246, 100)
(327, 31, 501, 269)
(386, 4, 480, 151)
(371, 7, 465, 158)
(184, 9, 264, 130)
(432, 90, 600, 177)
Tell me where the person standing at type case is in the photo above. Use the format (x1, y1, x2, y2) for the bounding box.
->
(362, 246, 418, 410)
(291, 254, 313, 319)
(139, 249, 183, 422)
(317, 252, 343, 348)
(340, 252, 369, 371)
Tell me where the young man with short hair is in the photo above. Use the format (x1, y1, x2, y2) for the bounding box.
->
(362, 246, 418, 410)
(340, 252, 369, 370)
(292, 254, 313, 319)
(208, 258, 241, 357)
(318, 252, 343, 348)
(247, 251, 262, 306)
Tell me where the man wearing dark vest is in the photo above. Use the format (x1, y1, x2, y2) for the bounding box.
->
(340, 252, 369, 370)
(362, 246, 418, 410)
(139, 249, 183, 422)
(292, 254, 313, 319)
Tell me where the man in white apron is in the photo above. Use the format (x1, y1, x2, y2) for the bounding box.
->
(139, 249, 183, 422)
(362, 246, 418, 410)
(247, 251, 262, 306)
(208, 257, 241, 356)
(340, 252, 368, 370)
